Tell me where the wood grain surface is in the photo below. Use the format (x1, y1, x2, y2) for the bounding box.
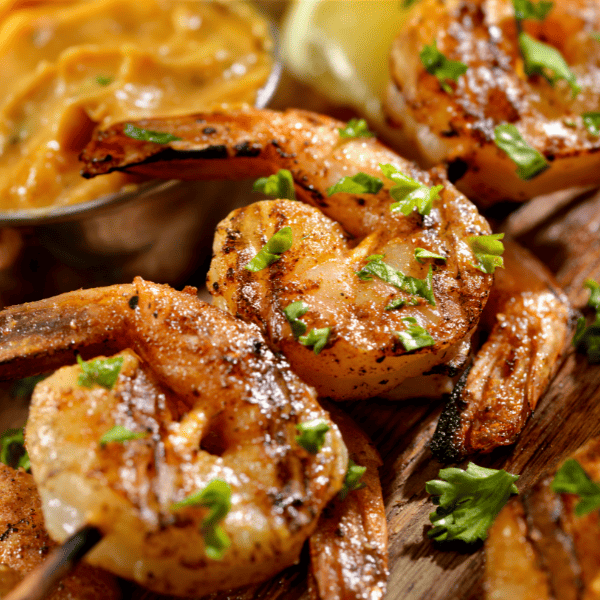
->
(2, 39, 600, 600)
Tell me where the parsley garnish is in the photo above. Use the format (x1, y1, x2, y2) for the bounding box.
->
(468, 234, 505, 274)
(123, 123, 182, 144)
(339, 460, 367, 501)
(572, 279, 600, 363)
(551, 459, 600, 516)
(380, 164, 443, 216)
(415, 248, 446, 263)
(245, 227, 293, 272)
(171, 479, 232, 560)
(299, 327, 331, 355)
(583, 112, 600, 136)
(512, 0, 553, 22)
(283, 300, 309, 338)
(518, 32, 580, 96)
(99, 425, 148, 447)
(420, 41, 468, 93)
(592, 32, 600, 42)
(338, 118, 375, 139)
(327, 172, 384, 196)
(296, 419, 330, 454)
(426, 462, 519, 543)
(397, 317, 435, 351)
(253, 169, 296, 200)
(356, 255, 435, 305)
(385, 297, 419, 311)
(0, 428, 30, 471)
(77, 355, 124, 389)
(96, 75, 113, 86)
(494, 124, 549, 180)
(10, 373, 47, 398)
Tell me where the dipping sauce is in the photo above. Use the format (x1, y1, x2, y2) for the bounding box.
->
(0, 0, 273, 210)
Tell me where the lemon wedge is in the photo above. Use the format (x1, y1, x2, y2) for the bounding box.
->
(281, 0, 410, 131)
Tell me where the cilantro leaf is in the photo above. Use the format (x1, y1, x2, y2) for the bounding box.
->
(583, 112, 600, 136)
(77, 355, 124, 389)
(96, 75, 113, 86)
(338, 118, 375, 139)
(339, 460, 367, 501)
(512, 0, 553, 21)
(327, 172, 384, 196)
(99, 425, 148, 447)
(283, 300, 309, 338)
(397, 317, 435, 351)
(245, 227, 293, 272)
(299, 327, 331, 355)
(468, 233, 505, 274)
(171, 479, 232, 560)
(385, 297, 419, 311)
(426, 462, 519, 544)
(420, 41, 468, 93)
(123, 123, 182, 144)
(380, 163, 443, 216)
(494, 123, 549, 180)
(356, 255, 436, 305)
(592, 32, 600, 42)
(0, 428, 30, 471)
(518, 32, 580, 96)
(415, 248, 446, 263)
(551, 458, 600, 516)
(572, 279, 600, 363)
(253, 169, 296, 200)
(10, 373, 47, 398)
(296, 419, 330, 454)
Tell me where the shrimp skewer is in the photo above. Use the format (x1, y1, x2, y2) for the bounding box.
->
(431, 239, 572, 461)
(385, 0, 600, 206)
(79, 108, 493, 400)
(0, 278, 348, 596)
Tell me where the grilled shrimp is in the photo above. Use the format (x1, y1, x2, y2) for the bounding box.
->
(386, 0, 600, 206)
(79, 108, 493, 400)
(0, 464, 121, 600)
(0, 278, 348, 596)
(431, 239, 572, 461)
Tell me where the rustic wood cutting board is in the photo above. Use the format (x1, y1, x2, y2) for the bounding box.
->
(2, 65, 600, 600)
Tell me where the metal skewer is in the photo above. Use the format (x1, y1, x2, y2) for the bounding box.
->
(4, 525, 102, 600)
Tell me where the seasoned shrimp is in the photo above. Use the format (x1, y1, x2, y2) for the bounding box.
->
(0, 278, 348, 596)
(431, 239, 572, 461)
(0, 464, 121, 600)
(386, 0, 600, 206)
(80, 108, 493, 400)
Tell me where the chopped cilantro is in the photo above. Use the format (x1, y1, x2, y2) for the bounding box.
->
(512, 0, 553, 21)
(77, 355, 124, 389)
(253, 169, 296, 200)
(338, 118, 375, 139)
(299, 327, 331, 355)
(245, 227, 293, 272)
(99, 425, 148, 447)
(583, 112, 600, 136)
(96, 75, 113, 86)
(572, 279, 600, 363)
(494, 124, 549, 180)
(10, 373, 47, 398)
(420, 41, 468, 93)
(123, 123, 182, 144)
(426, 462, 519, 543)
(283, 300, 309, 338)
(397, 317, 435, 351)
(380, 164, 443, 216)
(518, 32, 580, 96)
(356, 255, 435, 305)
(327, 172, 384, 196)
(551, 458, 600, 516)
(296, 419, 330, 454)
(468, 233, 505, 274)
(385, 297, 419, 311)
(339, 460, 367, 501)
(0, 428, 29, 471)
(592, 32, 600, 42)
(415, 248, 446, 263)
(171, 479, 232, 560)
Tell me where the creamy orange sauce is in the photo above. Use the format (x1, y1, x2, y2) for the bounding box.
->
(0, 0, 273, 210)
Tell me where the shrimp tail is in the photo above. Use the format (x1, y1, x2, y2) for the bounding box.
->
(430, 240, 573, 461)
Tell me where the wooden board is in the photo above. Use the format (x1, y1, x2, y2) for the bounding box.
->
(2, 47, 600, 600)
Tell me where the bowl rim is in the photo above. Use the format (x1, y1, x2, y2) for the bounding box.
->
(0, 17, 282, 228)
